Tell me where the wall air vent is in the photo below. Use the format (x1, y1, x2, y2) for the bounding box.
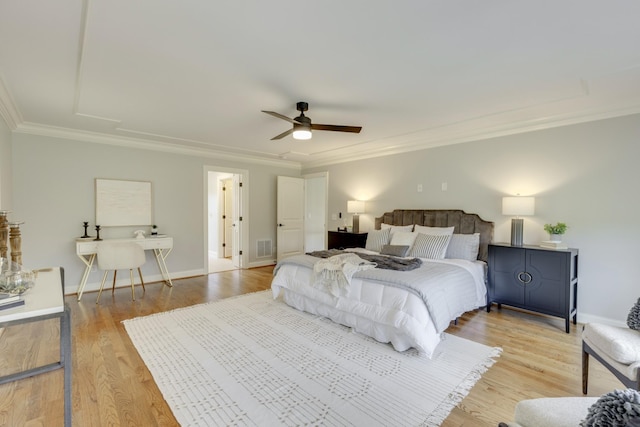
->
(257, 239, 273, 258)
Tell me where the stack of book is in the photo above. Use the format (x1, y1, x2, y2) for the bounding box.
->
(540, 240, 568, 250)
(0, 292, 25, 311)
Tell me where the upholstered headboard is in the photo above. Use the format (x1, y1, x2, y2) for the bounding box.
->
(374, 209, 494, 262)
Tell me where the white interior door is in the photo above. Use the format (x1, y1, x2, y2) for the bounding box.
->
(277, 176, 305, 260)
(231, 174, 242, 267)
(223, 178, 233, 258)
(304, 173, 328, 252)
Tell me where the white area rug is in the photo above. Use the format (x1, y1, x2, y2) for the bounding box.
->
(123, 291, 500, 426)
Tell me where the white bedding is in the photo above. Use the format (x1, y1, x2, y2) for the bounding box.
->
(271, 248, 487, 358)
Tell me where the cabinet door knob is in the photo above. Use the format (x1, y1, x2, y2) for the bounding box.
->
(517, 272, 533, 284)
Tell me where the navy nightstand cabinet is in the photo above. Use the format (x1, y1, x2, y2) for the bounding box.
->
(328, 231, 368, 250)
(487, 243, 579, 333)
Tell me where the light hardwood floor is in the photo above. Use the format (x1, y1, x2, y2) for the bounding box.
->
(0, 266, 620, 426)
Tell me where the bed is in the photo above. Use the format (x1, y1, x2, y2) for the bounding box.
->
(271, 209, 494, 357)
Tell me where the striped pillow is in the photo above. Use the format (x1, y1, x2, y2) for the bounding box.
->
(408, 233, 452, 259)
(365, 228, 391, 252)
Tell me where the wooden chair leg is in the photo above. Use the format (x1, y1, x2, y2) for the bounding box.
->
(129, 269, 136, 301)
(137, 268, 145, 292)
(582, 349, 589, 394)
(111, 270, 118, 294)
(96, 271, 109, 304)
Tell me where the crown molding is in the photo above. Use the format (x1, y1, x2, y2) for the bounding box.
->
(0, 73, 23, 130)
(14, 122, 302, 170)
(301, 103, 640, 170)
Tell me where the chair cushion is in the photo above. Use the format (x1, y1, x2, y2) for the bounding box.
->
(514, 397, 597, 427)
(583, 323, 640, 365)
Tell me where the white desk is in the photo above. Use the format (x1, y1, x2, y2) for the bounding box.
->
(0, 267, 71, 427)
(76, 236, 173, 300)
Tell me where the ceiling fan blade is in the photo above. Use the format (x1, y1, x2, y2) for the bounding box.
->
(271, 128, 294, 140)
(311, 124, 362, 133)
(262, 110, 297, 124)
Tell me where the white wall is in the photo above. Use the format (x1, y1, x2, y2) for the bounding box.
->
(304, 113, 640, 326)
(10, 132, 298, 294)
(0, 117, 11, 210)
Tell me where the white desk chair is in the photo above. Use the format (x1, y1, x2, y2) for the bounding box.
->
(96, 242, 146, 303)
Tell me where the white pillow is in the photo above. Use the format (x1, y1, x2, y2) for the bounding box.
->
(408, 233, 452, 259)
(390, 231, 418, 248)
(445, 233, 480, 261)
(381, 223, 414, 235)
(365, 228, 391, 252)
(413, 225, 454, 236)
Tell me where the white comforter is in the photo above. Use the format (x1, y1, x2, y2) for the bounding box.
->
(271, 248, 487, 358)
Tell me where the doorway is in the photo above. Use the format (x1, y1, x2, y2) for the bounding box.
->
(204, 166, 248, 273)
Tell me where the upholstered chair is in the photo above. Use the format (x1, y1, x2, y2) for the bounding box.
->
(582, 322, 640, 394)
(498, 396, 598, 427)
(499, 389, 640, 427)
(96, 242, 146, 303)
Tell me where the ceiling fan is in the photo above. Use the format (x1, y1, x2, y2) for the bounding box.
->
(262, 101, 362, 140)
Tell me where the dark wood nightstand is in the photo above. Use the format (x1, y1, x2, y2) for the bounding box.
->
(328, 231, 368, 249)
(487, 243, 579, 333)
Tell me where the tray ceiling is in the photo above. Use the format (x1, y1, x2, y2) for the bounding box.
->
(1, 1, 640, 168)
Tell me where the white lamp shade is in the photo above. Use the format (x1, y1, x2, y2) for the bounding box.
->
(502, 196, 535, 216)
(347, 200, 365, 214)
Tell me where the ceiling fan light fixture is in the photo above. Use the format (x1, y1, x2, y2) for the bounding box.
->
(292, 124, 312, 140)
(262, 101, 361, 140)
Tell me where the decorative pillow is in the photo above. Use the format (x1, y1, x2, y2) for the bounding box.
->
(408, 233, 452, 259)
(445, 233, 480, 261)
(581, 388, 640, 427)
(628, 298, 640, 330)
(390, 231, 418, 248)
(413, 225, 455, 236)
(365, 228, 391, 252)
(381, 223, 414, 235)
(380, 245, 410, 257)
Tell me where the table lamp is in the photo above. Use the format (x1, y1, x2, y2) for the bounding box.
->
(502, 196, 535, 246)
(347, 200, 365, 234)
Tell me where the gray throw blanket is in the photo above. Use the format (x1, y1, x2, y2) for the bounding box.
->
(306, 249, 422, 271)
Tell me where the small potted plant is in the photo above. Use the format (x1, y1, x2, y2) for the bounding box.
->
(544, 222, 567, 242)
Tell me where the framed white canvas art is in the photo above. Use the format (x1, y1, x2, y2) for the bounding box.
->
(95, 179, 152, 226)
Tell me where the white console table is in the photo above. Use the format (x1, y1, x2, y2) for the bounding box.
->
(0, 267, 71, 427)
(76, 236, 173, 300)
